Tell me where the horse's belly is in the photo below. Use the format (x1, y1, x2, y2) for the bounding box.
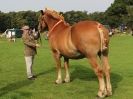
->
(62, 51, 85, 59)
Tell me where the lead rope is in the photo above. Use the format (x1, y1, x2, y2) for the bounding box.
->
(48, 20, 63, 38)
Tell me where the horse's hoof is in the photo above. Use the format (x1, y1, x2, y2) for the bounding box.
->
(96, 95, 105, 99)
(63, 80, 70, 83)
(96, 92, 106, 99)
(55, 80, 62, 84)
(63, 79, 70, 83)
(106, 91, 112, 97)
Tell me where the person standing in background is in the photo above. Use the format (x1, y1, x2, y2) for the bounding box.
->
(22, 25, 40, 80)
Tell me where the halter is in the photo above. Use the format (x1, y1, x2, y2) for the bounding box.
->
(48, 20, 63, 37)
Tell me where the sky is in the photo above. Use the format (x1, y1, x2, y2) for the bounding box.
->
(0, 0, 114, 13)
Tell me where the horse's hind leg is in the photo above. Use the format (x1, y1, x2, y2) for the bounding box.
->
(88, 55, 106, 98)
(53, 51, 62, 84)
(63, 57, 70, 83)
(102, 53, 112, 96)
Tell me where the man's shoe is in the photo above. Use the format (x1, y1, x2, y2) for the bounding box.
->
(28, 77, 35, 80)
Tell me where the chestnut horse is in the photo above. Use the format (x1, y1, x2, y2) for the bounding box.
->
(38, 8, 112, 98)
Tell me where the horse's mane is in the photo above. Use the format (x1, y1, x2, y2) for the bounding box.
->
(45, 8, 64, 21)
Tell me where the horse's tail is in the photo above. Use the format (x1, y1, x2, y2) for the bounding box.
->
(97, 23, 107, 52)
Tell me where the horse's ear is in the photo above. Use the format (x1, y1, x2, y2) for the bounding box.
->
(40, 10, 44, 15)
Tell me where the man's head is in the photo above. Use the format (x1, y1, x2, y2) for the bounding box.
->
(22, 25, 30, 30)
(22, 25, 30, 33)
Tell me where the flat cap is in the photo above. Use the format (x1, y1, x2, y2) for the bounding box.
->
(22, 25, 30, 30)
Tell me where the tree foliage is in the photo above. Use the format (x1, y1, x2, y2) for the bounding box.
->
(0, 11, 39, 32)
(62, 11, 89, 25)
(0, 0, 133, 33)
(105, 0, 133, 28)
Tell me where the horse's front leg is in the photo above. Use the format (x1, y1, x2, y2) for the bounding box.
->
(64, 57, 70, 83)
(53, 51, 62, 84)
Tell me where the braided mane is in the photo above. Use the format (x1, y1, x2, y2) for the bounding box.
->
(45, 8, 64, 21)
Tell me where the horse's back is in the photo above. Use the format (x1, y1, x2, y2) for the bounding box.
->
(72, 21, 108, 35)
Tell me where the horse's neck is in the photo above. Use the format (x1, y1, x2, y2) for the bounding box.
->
(47, 19, 59, 30)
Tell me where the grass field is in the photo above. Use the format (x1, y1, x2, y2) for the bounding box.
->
(0, 35, 133, 99)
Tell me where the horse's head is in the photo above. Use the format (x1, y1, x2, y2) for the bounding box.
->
(38, 8, 64, 33)
(32, 29, 40, 40)
(38, 10, 47, 33)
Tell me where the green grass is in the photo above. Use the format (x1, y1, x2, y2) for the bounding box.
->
(0, 35, 133, 99)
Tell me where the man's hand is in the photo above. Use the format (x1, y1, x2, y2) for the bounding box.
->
(36, 44, 40, 47)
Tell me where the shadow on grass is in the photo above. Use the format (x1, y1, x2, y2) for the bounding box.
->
(0, 80, 33, 97)
(71, 65, 97, 81)
(36, 67, 55, 77)
(111, 72, 123, 94)
(0, 68, 55, 97)
(71, 65, 122, 94)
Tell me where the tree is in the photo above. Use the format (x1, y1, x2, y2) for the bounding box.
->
(0, 12, 11, 32)
(0, 10, 40, 32)
(22, 11, 39, 29)
(88, 12, 106, 24)
(125, 0, 133, 5)
(62, 11, 89, 25)
(126, 6, 133, 28)
(105, 0, 133, 28)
